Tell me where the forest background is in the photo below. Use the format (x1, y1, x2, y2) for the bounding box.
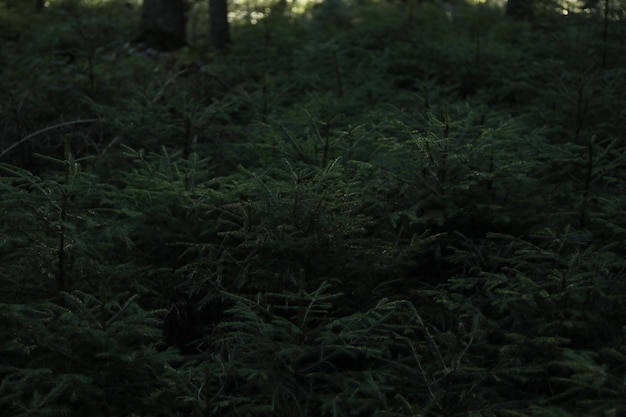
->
(0, 0, 625, 415)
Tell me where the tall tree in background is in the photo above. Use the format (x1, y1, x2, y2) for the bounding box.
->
(209, 0, 230, 50)
(137, 0, 187, 51)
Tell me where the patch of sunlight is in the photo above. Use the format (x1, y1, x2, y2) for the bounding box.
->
(235, 0, 322, 15)
(559, 0, 579, 13)
(556, 0, 607, 15)
(289, 0, 324, 14)
(229, 0, 323, 24)
(458, 0, 507, 9)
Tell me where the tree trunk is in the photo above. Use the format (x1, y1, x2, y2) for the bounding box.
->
(137, 0, 187, 51)
(209, 0, 230, 51)
(506, 0, 534, 19)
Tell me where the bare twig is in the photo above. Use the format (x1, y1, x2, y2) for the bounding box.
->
(0, 118, 99, 159)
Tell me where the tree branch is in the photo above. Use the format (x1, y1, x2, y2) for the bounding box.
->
(0, 119, 100, 160)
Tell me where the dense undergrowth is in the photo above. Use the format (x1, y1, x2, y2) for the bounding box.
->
(1, 0, 625, 415)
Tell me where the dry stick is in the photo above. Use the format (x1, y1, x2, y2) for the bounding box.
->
(0, 119, 99, 160)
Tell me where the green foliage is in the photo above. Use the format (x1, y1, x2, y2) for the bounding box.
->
(179, 284, 414, 417)
(1, 0, 625, 416)
(0, 291, 178, 417)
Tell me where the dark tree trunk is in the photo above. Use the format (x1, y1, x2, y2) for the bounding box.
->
(137, 0, 187, 51)
(35, 0, 44, 12)
(209, 0, 230, 51)
(506, 0, 534, 19)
